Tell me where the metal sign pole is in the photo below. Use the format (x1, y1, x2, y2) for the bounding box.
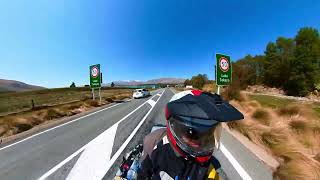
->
(217, 86, 221, 95)
(99, 88, 101, 103)
(92, 88, 95, 100)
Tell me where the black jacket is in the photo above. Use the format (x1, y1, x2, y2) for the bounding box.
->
(137, 129, 225, 180)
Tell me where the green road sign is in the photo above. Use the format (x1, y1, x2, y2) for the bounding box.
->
(216, 53, 232, 86)
(90, 64, 101, 88)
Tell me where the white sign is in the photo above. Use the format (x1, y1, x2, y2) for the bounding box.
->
(219, 57, 229, 72)
(91, 66, 99, 78)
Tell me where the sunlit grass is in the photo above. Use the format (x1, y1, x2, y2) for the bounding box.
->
(249, 94, 296, 109)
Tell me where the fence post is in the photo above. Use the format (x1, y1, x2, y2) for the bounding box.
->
(31, 99, 35, 109)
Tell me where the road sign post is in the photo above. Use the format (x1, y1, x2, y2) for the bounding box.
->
(216, 53, 232, 94)
(90, 64, 102, 102)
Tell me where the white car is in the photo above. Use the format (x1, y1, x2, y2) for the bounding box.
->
(133, 89, 150, 99)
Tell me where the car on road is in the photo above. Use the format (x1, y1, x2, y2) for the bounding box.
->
(133, 89, 150, 99)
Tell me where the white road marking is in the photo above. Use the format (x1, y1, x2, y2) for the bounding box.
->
(38, 91, 164, 180)
(102, 89, 165, 174)
(0, 103, 121, 151)
(147, 99, 156, 107)
(220, 143, 252, 180)
(66, 122, 119, 180)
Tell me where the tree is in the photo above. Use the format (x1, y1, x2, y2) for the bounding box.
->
(190, 74, 208, 89)
(262, 37, 295, 88)
(232, 55, 265, 89)
(184, 79, 191, 86)
(284, 27, 320, 96)
(111, 82, 115, 87)
(70, 82, 76, 88)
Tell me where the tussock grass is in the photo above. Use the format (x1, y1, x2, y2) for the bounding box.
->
(0, 89, 135, 138)
(315, 153, 320, 162)
(0, 87, 132, 115)
(202, 84, 217, 93)
(312, 123, 320, 134)
(228, 121, 253, 140)
(252, 108, 271, 125)
(260, 130, 287, 148)
(277, 105, 300, 116)
(289, 120, 308, 133)
(229, 94, 320, 180)
(44, 109, 65, 120)
(104, 97, 114, 103)
(274, 151, 320, 180)
(86, 100, 100, 107)
(64, 103, 82, 110)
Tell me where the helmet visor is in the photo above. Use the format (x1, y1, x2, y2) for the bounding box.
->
(168, 116, 218, 156)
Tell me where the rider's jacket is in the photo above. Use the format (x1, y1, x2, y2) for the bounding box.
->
(137, 129, 226, 180)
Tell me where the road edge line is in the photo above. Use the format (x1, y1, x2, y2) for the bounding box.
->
(0, 103, 121, 151)
(102, 89, 166, 174)
(220, 143, 252, 180)
(38, 90, 163, 180)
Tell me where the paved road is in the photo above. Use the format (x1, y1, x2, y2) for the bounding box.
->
(0, 89, 163, 180)
(0, 88, 275, 180)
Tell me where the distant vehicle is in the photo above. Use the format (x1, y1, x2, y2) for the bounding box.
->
(133, 89, 150, 99)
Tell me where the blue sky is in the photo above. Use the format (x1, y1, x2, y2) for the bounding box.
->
(0, 0, 319, 88)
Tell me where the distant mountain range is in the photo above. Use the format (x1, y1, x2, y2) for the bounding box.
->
(105, 78, 186, 86)
(0, 79, 45, 92)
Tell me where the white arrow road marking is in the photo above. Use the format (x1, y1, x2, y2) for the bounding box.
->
(147, 99, 156, 107)
(38, 90, 164, 180)
(66, 123, 118, 180)
(102, 88, 165, 174)
(220, 143, 252, 180)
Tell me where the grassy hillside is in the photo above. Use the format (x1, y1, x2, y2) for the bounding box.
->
(0, 87, 132, 115)
(0, 87, 133, 138)
(0, 79, 45, 92)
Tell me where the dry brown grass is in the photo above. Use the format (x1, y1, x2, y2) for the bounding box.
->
(289, 120, 308, 133)
(252, 108, 271, 125)
(0, 89, 135, 139)
(228, 95, 320, 180)
(202, 84, 217, 93)
(0, 87, 132, 116)
(315, 153, 320, 162)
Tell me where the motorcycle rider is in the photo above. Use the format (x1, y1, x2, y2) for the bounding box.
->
(137, 90, 244, 180)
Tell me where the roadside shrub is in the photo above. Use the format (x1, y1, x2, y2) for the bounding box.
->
(87, 100, 100, 107)
(260, 130, 287, 148)
(227, 121, 252, 140)
(66, 103, 82, 110)
(311, 123, 320, 134)
(202, 84, 216, 93)
(11, 118, 33, 133)
(289, 120, 307, 133)
(221, 86, 244, 101)
(252, 108, 270, 125)
(277, 105, 300, 116)
(44, 109, 65, 120)
(105, 97, 114, 103)
(315, 153, 320, 162)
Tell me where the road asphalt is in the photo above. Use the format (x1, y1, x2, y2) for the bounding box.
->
(0, 88, 274, 180)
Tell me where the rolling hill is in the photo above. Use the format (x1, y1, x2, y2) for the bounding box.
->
(0, 79, 45, 92)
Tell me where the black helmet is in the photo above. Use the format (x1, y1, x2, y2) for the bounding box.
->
(165, 90, 244, 163)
